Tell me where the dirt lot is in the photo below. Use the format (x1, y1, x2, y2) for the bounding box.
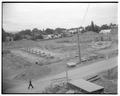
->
(2, 31, 118, 93)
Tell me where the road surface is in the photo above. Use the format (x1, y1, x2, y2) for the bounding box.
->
(6, 57, 117, 93)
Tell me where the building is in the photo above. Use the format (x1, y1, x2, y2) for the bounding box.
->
(43, 34, 52, 39)
(99, 29, 111, 34)
(99, 29, 111, 41)
(67, 28, 78, 34)
(6, 36, 14, 42)
(68, 79, 104, 93)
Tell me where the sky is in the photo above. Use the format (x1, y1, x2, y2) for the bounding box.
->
(3, 3, 118, 33)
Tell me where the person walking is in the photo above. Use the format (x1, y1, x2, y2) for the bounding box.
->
(28, 80, 34, 90)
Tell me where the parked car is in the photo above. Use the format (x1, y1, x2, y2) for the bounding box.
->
(81, 56, 88, 62)
(67, 62, 77, 67)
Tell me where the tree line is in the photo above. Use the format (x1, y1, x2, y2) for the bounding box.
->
(2, 21, 117, 42)
(84, 21, 116, 33)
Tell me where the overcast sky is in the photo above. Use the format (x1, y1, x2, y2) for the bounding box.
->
(3, 3, 118, 32)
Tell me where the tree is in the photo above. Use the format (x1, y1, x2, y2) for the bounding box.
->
(85, 21, 95, 32)
(32, 28, 39, 33)
(85, 21, 101, 33)
(2, 28, 13, 42)
(94, 25, 100, 33)
(91, 21, 95, 32)
(109, 23, 117, 29)
(100, 24, 110, 30)
(45, 28, 54, 34)
(32, 28, 39, 40)
(18, 29, 32, 39)
(2, 28, 6, 42)
(55, 28, 66, 34)
(85, 25, 91, 32)
(14, 33, 22, 41)
(19, 29, 31, 35)
(23, 29, 31, 35)
(35, 34, 43, 39)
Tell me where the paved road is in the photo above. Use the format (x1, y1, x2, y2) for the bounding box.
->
(6, 57, 117, 93)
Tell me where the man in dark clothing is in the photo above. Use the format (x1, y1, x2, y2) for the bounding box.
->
(28, 80, 34, 89)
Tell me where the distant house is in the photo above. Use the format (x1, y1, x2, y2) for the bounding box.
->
(99, 29, 111, 34)
(54, 34, 62, 38)
(43, 35, 49, 39)
(57, 34, 62, 38)
(64, 27, 84, 37)
(53, 34, 58, 39)
(99, 29, 111, 41)
(43, 33, 62, 40)
(110, 25, 118, 35)
(66, 27, 83, 35)
(67, 28, 77, 34)
(43, 34, 53, 39)
(110, 25, 118, 29)
(6, 36, 13, 42)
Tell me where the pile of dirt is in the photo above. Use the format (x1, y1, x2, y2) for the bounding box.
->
(91, 41, 112, 49)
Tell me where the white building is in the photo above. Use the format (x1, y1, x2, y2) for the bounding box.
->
(99, 29, 111, 34)
(99, 29, 111, 41)
(43, 35, 52, 39)
(67, 29, 77, 34)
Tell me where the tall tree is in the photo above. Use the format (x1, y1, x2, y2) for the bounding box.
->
(91, 21, 95, 32)
(94, 25, 100, 33)
(32, 28, 39, 40)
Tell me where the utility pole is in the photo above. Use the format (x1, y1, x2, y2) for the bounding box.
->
(66, 66, 68, 88)
(77, 28, 81, 64)
(66, 67, 68, 83)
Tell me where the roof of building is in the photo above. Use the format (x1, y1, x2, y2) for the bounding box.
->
(99, 29, 111, 34)
(68, 79, 104, 92)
